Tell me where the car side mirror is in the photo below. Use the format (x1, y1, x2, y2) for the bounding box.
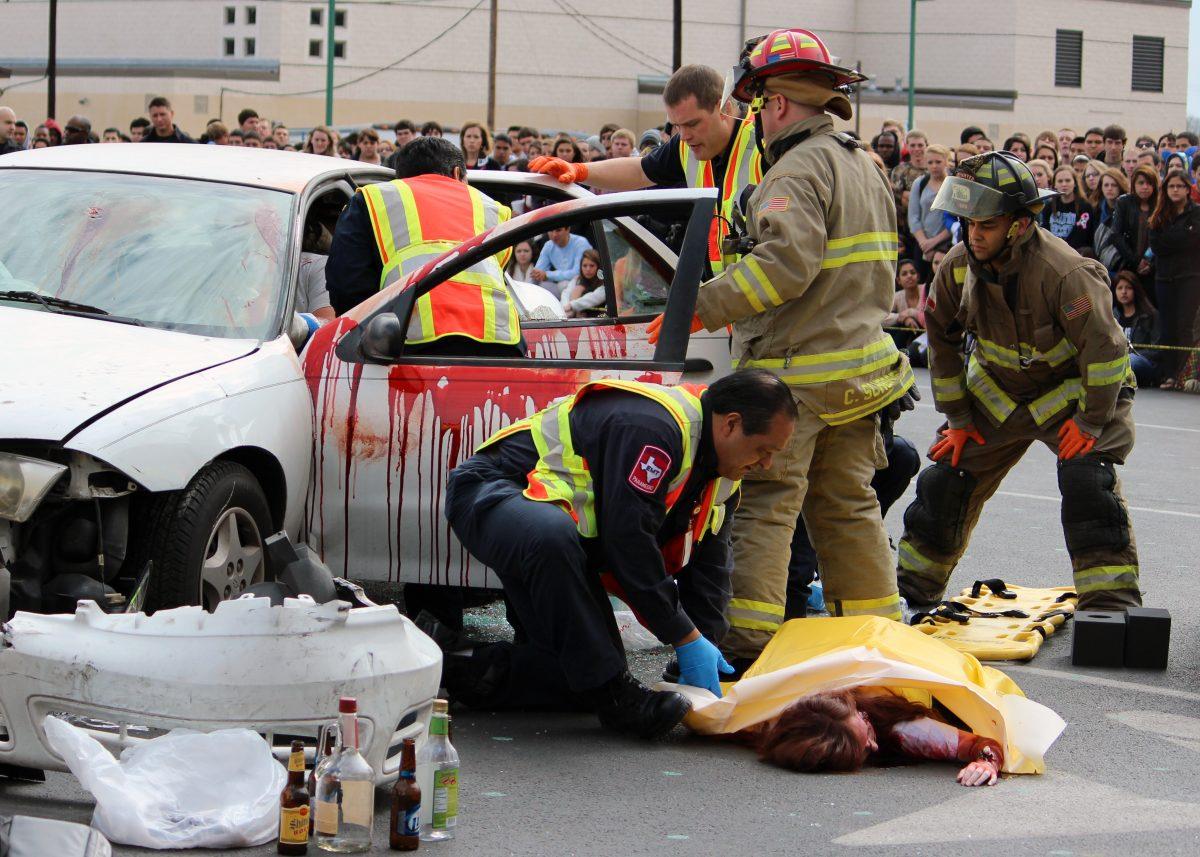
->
(361, 312, 405, 360)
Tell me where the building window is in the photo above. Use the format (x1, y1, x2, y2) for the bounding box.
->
(334, 9, 346, 27)
(310, 8, 322, 26)
(309, 39, 323, 58)
(224, 6, 235, 24)
(1054, 29, 1082, 88)
(244, 37, 257, 57)
(333, 41, 346, 59)
(245, 6, 256, 25)
(223, 37, 236, 56)
(1131, 35, 1164, 92)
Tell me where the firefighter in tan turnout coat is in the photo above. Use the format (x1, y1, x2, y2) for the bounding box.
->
(896, 151, 1141, 612)
(650, 28, 916, 664)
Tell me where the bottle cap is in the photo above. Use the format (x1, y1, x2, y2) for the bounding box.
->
(432, 699, 448, 715)
(339, 696, 358, 713)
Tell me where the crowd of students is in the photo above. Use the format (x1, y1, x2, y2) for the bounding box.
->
(2, 100, 1195, 389)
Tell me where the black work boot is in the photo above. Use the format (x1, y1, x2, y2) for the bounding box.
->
(587, 671, 691, 739)
(414, 609, 466, 652)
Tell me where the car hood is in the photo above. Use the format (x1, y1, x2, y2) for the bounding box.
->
(2, 307, 259, 442)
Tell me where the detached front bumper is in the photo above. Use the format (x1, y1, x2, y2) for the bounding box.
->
(0, 596, 442, 784)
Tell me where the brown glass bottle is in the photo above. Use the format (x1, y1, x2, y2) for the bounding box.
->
(389, 738, 421, 851)
(308, 726, 337, 837)
(278, 740, 311, 855)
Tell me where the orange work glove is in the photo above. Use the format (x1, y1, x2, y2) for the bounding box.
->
(1057, 418, 1097, 460)
(646, 313, 703, 345)
(929, 426, 985, 468)
(527, 156, 589, 184)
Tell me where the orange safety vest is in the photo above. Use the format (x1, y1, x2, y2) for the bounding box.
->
(679, 114, 764, 275)
(478, 380, 740, 581)
(359, 174, 519, 346)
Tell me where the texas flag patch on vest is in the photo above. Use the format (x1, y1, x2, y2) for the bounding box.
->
(628, 445, 671, 494)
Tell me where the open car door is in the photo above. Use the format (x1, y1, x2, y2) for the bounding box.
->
(302, 188, 717, 588)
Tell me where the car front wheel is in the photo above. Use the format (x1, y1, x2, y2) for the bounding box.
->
(143, 461, 273, 611)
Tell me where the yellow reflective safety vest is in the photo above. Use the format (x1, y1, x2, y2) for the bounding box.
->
(926, 228, 1133, 435)
(693, 115, 913, 426)
(478, 380, 740, 573)
(359, 174, 519, 346)
(679, 114, 764, 275)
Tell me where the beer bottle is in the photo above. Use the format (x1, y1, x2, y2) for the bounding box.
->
(389, 738, 421, 851)
(278, 740, 311, 855)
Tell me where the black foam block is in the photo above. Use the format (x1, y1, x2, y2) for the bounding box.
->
(1072, 610, 1126, 668)
(1124, 607, 1170, 669)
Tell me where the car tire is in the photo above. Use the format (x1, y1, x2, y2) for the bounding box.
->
(142, 461, 274, 612)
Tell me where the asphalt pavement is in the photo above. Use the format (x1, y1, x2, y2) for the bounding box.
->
(3, 370, 1198, 856)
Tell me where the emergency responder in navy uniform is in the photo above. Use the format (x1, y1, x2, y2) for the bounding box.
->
(325, 136, 520, 357)
(897, 151, 1141, 611)
(441, 371, 797, 739)
(528, 63, 762, 277)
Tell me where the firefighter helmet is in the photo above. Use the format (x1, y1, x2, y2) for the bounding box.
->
(933, 151, 1058, 220)
(730, 29, 866, 102)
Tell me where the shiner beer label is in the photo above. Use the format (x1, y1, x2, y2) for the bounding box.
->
(280, 805, 310, 843)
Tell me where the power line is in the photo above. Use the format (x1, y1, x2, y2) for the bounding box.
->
(221, 0, 486, 98)
(553, 0, 669, 71)
(548, 0, 670, 74)
(0, 74, 48, 98)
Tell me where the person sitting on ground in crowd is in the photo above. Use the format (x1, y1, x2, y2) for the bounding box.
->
(530, 226, 591, 296)
(505, 240, 537, 282)
(561, 248, 607, 317)
(1111, 269, 1159, 388)
(1042, 164, 1095, 254)
(1148, 169, 1200, 390)
(884, 258, 926, 350)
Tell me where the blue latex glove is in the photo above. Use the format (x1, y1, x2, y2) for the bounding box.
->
(675, 636, 735, 697)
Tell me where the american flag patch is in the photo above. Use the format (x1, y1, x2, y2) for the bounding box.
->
(761, 196, 789, 213)
(1062, 294, 1092, 320)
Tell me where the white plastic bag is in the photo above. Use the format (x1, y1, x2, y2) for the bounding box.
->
(43, 716, 287, 850)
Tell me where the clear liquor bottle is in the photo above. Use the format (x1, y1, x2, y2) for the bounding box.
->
(418, 699, 459, 842)
(314, 697, 375, 853)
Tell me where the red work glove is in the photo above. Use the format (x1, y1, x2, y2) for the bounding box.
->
(1057, 418, 1097, 460)
(929, 426, 985, 468)
(646, 313, 703, 345)
(527, 156, 589, 184)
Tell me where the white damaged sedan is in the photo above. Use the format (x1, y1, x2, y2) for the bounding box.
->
(0, 144, 396, 614)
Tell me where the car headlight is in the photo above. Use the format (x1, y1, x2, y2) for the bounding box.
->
(0, 453, 68, 523)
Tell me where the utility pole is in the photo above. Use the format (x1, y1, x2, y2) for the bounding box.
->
(672, 0, 682, 72)
(47, 0, 58, 119)
(486, 0, 498, 130)
(325, 0, 336, 125)
(906, 0, 917, 130)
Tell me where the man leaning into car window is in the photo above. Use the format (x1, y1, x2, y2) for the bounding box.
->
(326, 136, 524, 357)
